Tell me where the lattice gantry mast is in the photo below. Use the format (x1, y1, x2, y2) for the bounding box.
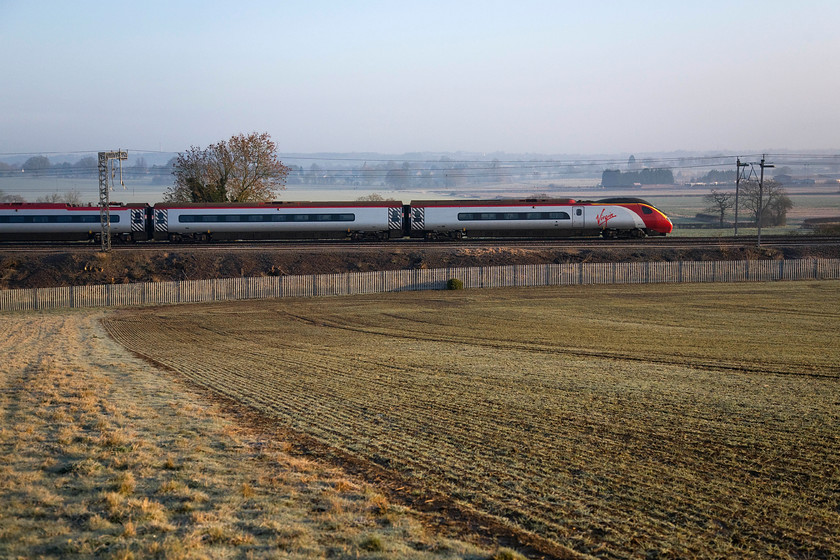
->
(98, 150, 127, 252)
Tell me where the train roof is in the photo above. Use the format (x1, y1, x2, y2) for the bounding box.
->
(595, 197, 653, 205)
(154, 200, 401, 209)
(0, 202, 148, 210)
(410, 198, 577, 206)
(410, 198, 656, 206)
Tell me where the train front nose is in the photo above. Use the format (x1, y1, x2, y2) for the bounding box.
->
(641, 206, 673, 235)
(658, 211, 673, 234)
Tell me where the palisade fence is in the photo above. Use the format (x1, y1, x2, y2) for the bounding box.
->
(1, 258, 839, 312)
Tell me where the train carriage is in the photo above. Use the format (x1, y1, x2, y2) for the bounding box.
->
(153, 201, 403, 241)
(0, 202, 149, 242)
(409, 198, 672, 239)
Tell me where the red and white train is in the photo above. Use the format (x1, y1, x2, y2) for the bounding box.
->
(0, 197, 672, 242)
(408, 198, 672, 239)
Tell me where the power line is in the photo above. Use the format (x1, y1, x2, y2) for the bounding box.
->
(0, 150, 100, 156)
(0, 149, 777, 165)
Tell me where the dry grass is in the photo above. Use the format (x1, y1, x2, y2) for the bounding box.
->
(0, 311, 490, 559)
(103, 281, 840, 559)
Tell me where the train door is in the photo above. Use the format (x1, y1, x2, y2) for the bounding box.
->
(402, 204, 411, 237)
(572, 206, 585, 228)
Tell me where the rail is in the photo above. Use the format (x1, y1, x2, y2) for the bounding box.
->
(1, 258, 838, 312)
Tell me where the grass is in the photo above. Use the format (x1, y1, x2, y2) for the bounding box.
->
(102, 281, 840, 559)
(669, 225, 802, 237)
(0, 311, 491, 559)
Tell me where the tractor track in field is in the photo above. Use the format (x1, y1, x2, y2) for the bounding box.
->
(280, 311, 840, 380)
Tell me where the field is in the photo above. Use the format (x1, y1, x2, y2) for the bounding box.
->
(102, 282, 840, 559)
(0, 311, 492, 559)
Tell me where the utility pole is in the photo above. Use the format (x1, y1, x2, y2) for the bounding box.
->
(734, 158, 749, 236)
(98, 150, 127, 252)
(757, 154, 774, 247)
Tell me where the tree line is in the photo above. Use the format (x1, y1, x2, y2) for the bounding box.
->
(0, 155, 164, 179)
(285, 158, 602, 189)
(704, 181, 793, 227)
(601, 168, 675, 188)
(0, 133, 292, 204)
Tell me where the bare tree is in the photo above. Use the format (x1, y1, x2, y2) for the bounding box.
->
(165, 145, 225, 203)
(164, 132, 290, 203)
(739, 180, 793, 227)
(355, 193, 398, 201)
(704, 188, 734, 226)
(765, 188, 794, 226)
(0, 190, 25, 203)
(37, 190, 83, 205)
(222, 132, 291, 201)
(356, 193, 384, 201)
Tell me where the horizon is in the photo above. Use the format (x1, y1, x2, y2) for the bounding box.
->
(2, 146, 838, 207)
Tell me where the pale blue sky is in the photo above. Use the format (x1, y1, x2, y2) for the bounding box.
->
(1, 0, 838, 155)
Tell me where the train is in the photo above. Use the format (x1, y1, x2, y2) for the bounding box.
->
(0, 197, 673, 243)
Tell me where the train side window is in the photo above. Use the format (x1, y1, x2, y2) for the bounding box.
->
(84, 215, 119, 223)
(576, 208, 582, 216)
(642, 206, 653, 214)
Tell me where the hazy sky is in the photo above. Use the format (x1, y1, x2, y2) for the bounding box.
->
(2, 0, 838, 156)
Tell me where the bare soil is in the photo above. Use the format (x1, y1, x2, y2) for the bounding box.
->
(2, 243, 840, 289)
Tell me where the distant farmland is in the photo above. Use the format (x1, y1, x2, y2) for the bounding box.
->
(105, 282, 840, 559)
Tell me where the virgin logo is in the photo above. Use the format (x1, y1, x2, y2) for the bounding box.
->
(596, 208, 617, 226)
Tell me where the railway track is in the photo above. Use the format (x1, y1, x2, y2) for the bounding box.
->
(0, 235, 838, 254)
